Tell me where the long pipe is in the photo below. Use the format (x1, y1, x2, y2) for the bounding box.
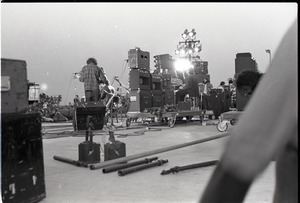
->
(90, 132, 229, 170)
(53, 155, 88, 167)
(102, 157, 159, 173)
(118, 159, 168, 176)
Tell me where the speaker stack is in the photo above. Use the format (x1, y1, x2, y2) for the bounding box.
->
(234, 52, 258, 111)
(128, 48, 152, 112)
(153, 54, 175, 106)
(151, 74, 164, 108)
(1, 58, 46, 203)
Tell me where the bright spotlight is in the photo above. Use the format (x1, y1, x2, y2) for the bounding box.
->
(40, 83, 48, 91)
(174, 59, 193, 72)
(180, 49, 186, 56)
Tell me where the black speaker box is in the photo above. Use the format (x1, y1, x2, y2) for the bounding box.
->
(104, 141, 126, 161)
(127, 90, 152, 112)
(1, 112, 46, 203)
(74, 105, 106, 131)
(152, 94, 164, 108)
(164, 89, 175, 105)
(129, 69, 151, 90)
(151, 74, 163, 91)
(207, 89, 224, 118)
(162, 73, 172, 90)
(78, 141, 101, 164)
(128, 48, 150, 69)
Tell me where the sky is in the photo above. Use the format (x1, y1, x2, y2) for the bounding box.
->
(1, 2, 297, 105)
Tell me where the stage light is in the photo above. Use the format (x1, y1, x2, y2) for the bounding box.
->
(180, 49, 186, 56)
(174, 59, 193, 72)
(40, 83, 48, 91)
(189, 29, 196, 38)
(175, 50, 180, 55)
(182, 29, 189, 40)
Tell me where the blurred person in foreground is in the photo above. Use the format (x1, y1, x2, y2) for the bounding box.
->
(79, 57, 108, 102)
(235, 70, 263, 99)
(199, 19, 297, 203)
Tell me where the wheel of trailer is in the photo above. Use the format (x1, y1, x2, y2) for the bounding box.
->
(126, 118, 131, 127)
(176, 117, 183, 121)
(216, 121, 228, 132)
(168, 117, 176, 128)
(186, 116, 193, 122)
(230, 119, 236, 125)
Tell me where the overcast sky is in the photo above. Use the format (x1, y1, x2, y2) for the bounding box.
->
(1, 3, 297, 105)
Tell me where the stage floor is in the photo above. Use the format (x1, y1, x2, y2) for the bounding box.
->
(40, 119, 275, 203)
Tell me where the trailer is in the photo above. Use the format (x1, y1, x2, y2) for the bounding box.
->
(216, 110, 242, 132)
(126, 106, 203, 128)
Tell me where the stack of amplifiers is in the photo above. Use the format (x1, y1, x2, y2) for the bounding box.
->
(129, 69, 151, 90)
(164, 89, 175, 105)
(193, 61, 209, 75)
(74, 101, 106, 131)
(162, 73, 172, 90)
(128, 48, 150, 70)
(127, 90, 152, 113)
(151, 74, 163, 108)
(1, 58, 29, 113)
(2, 112, 46, 203)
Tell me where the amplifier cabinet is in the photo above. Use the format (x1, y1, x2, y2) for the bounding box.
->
(178, 101, 192, 111)
(104, 141, 126, 161)
(1, 58, 29, 113)
(74, 105, 106, 131)
(162, 73, 172, 90)
(127, 90, 152, 113)
(129, 69, 151, 90)
(1, 112, 46, 203)
(152, 93, 164, 108)
(164, 89, 175, 105)
(151, 74, 163, 91)
(128, 48, 150, 69)
(78, 141, 101, 163)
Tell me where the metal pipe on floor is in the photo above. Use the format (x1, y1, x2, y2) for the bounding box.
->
(90, 132, 229, 170)
(53, 155, 88, 167)
(118, 159, 168, 176)
(102, 157, 159, 174)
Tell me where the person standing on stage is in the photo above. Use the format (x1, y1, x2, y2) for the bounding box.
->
(79, 57, 108, 102)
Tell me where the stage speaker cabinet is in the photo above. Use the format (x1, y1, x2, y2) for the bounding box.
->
(1, 58, 29, 113)
(207, 89, 225, 118)
(128, 48, 150, 69)
(104, 141, 126, 161)
(74, 101, 106, 131)
(151, 74, 163, 91)
(164, 89, 175, 105)
(162, 73, 172, 90)
(128, 90, 152, 113)
(178, 101, 192, 111)
(193, 61, 208, 75)
(78, 141, 101, 164)
(129, 69, 151, 90)
(235, 52, 258, 75)
(1, 112, 46, 203)
(152, 90, 164, 108)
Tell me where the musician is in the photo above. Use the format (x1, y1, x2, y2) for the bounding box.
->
(99, 80, 114, 105)
(200, 77, 213, 111)
(79, 57, 108, 102)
